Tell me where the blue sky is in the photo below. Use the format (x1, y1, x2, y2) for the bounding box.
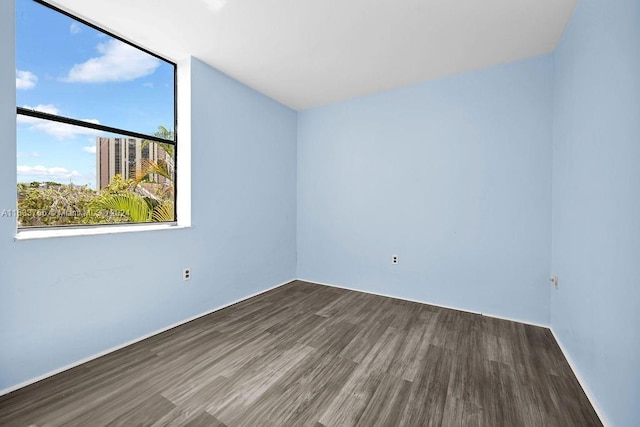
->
(16, 0, 175, 189)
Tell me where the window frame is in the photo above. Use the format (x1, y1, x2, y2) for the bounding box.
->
(16, 0, 179, 230)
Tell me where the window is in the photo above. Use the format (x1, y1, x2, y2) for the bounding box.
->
(15, 0, 177, 229)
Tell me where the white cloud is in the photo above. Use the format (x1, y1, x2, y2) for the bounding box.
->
(24, 120, 100, 139)
(18, 104, 101, 139)
(83, 146, 97, 154)
(17, 165, 80, 180)
(16, 70, 38, 90)
(202, 0, 228, 12)
(70, 22, 81, 35)
(64, 39, 160, 83)
(17, 152, 40, 158)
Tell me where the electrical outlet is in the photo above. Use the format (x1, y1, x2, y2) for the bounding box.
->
(550, 275, 558, 289)
(392, 255, 399, 265)
(183, 268, 191, 281)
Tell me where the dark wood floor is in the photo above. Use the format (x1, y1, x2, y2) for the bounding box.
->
(0, 280, 601, 426)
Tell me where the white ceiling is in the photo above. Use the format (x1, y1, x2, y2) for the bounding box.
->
(51, 0, 577, 111)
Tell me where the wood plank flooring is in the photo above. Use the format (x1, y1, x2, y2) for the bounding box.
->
(0, 280, 602, 426)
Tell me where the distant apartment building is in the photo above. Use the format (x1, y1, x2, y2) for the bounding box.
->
(96, 137, 170, 189)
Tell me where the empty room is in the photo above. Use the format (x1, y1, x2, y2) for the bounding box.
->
(0, 0, 638, 426)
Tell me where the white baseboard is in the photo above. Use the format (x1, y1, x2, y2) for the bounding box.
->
(297, 278, 549, 329)
(483, 311, 549, 329)
(550, 328, 609, 427)
(2, 276, 607, 427)
(0, 278, 295, 397)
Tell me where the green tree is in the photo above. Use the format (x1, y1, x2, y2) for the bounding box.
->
(91, 126, 177, 225)
(17, 183, 125, 227)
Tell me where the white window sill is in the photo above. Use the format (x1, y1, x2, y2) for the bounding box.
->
(14, 223, 191, 241)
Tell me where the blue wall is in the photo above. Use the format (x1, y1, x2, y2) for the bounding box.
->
(297, 55, 554, 325)
(4, 0, 640, 424)
(552, 0, 640, 425)
(0, 0, 297, 391)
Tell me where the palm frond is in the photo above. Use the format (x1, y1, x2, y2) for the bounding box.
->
(152, 201, 175, 222)
(135, 159, 173, 184)
(141, 126, 175, 158)
(92, 193, 152, 223)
